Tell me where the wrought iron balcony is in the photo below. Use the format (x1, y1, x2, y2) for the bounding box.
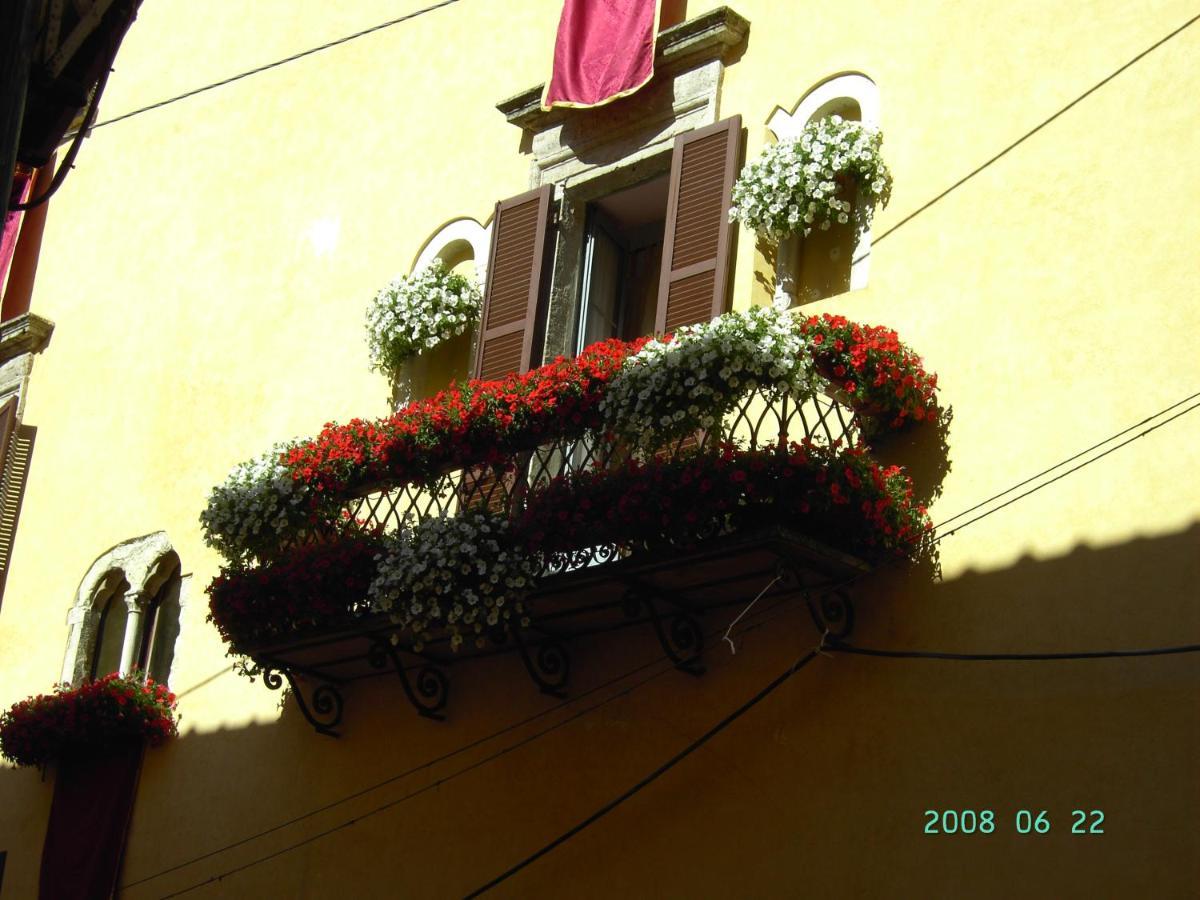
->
(206, 311, 939, 736)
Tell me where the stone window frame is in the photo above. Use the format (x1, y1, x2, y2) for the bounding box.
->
(766, 73, 883, 306)
(496, 6, 749, 362)
(61, 531, 186, 685)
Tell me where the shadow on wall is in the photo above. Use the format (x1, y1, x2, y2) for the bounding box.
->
(0, 523, 1196, 898)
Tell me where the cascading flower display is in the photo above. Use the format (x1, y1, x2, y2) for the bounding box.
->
(368, 511, 536, 651)
(365, 260, 482, 377)
(199, 441, 321, 566)
(518, 443, 930, 562)
(200, 309, 938, 568)
(206, 533, 383, 650)
(284, 335, 647, 497)
(798, 313, 938, 429)
(0, 674, 178, 768)
(729, 115, 893, 240)
(599, 305, 820, 448)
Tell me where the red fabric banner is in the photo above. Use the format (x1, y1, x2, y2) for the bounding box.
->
(542, 0, 659, 111)
(1, 170, 33, 293)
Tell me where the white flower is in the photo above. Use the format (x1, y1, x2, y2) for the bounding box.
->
(729, 118, 892, 239)
(365, 259, 482, 377)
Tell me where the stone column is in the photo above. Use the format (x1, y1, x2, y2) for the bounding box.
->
(117, 590, 147, 676)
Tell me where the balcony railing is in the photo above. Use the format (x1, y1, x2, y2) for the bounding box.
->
(336, 388, 861, 542)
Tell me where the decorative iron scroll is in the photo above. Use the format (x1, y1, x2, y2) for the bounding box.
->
(264, 669, 345, 738)
(367, 636, 450, 721)
(508, 626, 571, 697)
(622, 585, 706, 675)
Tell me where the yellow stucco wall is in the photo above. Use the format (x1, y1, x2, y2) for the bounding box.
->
(1, 1, 1197, 896)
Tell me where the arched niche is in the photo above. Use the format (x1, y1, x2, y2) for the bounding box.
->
(396, 218, 494, 407)
(766, 73, 882, 304)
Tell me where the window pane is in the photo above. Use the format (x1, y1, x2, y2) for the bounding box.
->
(92, 590, 128, 679)
(143, 571, 182, 685)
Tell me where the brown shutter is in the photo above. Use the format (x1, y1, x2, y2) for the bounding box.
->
(0, 398, 29, 606)
(655, 115, 743, 334)
(474, 185, 555, 379)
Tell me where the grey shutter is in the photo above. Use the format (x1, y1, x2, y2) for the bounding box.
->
(655, 115, 743, 334)
(474, 185, 555, 379)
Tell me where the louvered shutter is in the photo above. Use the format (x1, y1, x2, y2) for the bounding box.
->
(0, 397, 23, 602)
(474, 185, 555, 379)
(655, 115, 743, 334)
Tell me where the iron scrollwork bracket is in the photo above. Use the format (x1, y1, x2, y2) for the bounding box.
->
(263, 669, 345, 738)
(367, 636, 450, 721)
(508, 625, 571, 697)
(622, 584, 705, 676)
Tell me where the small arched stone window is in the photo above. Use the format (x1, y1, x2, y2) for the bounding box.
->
(62, 532, 184, 685)
(396, 218, 492, 404)
(767, 73, 882, 306)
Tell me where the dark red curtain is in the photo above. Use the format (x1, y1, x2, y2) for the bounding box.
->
(39, 741, 144, 900)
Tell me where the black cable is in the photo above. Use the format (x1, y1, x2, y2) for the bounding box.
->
(932, 399, 1200, 543)
(827, 640, 1200, 662)
(148, 607, 806, 900)
(8, 6, 128, 212)
(852, 9, 1200, 265)
(464, 651, 820, 898)
(933, 391, 1200, 531)
(121, 591, 800, 894)
(76, 0, 463, 136)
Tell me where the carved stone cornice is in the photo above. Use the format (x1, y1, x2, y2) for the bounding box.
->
(0, 312, 54, 363)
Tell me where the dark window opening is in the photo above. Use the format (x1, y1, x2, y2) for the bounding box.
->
(576, 174, 669, 352)
(90, 580, 130, 680)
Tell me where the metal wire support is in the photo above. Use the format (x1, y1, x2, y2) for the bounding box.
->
(509, 625, 571, 697)
(367, 636, 450, 721)
(263, 669, 345, 738)
(622, 585, 705, 675)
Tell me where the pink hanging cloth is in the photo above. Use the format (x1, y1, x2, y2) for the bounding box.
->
(1, 171, 33, 291)
(542, 0, 660, 111)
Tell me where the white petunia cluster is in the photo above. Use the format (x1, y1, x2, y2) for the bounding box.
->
(729, 115, 893, 240)
(365, 259, 482, 377)
(599, 306, 820, 449)
(368, 511, 537, 651)
(200, 442, 314, 565)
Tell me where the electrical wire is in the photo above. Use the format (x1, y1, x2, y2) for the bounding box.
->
(75, 0, 463, 136)
(119, 591, 798, 894)
(932, 390, 1200, 531)
(464, 651, 821, 898)
(931, 398, 1200, 543)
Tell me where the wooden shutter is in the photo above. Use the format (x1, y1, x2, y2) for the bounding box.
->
(0, 398, 28, 605)
(474, 185, 555, 379)
(655, 115, 743, 334)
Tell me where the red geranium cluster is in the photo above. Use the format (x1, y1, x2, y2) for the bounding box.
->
(799, 313, 939, 428)
(518, 443, 931, 561)
(0, 673, 178, 768)
(283, 336, 649, 496)
(206, 533, 383, 650)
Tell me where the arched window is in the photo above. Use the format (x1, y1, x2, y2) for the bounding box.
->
(63, 533, 185, 686)
(767, 74, 881, 306)
(397, 218, 492, 404)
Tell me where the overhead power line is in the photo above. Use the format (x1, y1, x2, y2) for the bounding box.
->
(78, 0, 463, 135)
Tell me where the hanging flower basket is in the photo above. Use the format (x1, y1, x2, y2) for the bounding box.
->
(730, 115, 894, 241)
(365, 259, 482, 379)
(0, 674, 178, 768)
